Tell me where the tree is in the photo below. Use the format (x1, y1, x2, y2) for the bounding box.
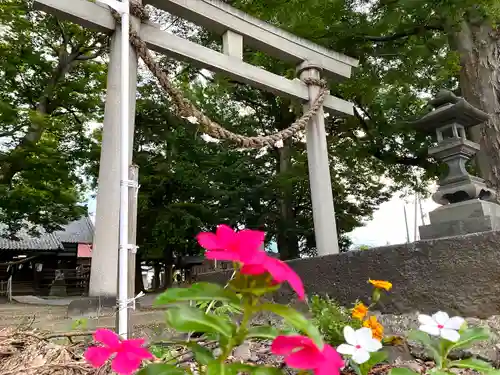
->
(225, 0, 500, 189)
(0, 0, 106, 235)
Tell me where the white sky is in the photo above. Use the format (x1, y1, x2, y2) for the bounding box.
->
(349, 192, 439, 246)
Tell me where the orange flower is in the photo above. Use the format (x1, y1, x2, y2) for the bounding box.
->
(363, 316, 384, 341)
(351, 302, 368, 320)
(368, 279, 392, 291)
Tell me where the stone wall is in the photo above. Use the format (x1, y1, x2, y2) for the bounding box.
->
(198, 231, 500, 318)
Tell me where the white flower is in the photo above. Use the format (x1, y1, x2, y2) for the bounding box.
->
(418, 311, 465, 342)
(337, 326, 382, 364)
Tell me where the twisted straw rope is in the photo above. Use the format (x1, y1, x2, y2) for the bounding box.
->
(111, 2, 329, 149)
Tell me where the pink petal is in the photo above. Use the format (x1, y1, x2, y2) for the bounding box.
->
(112, 352, 143, 375)
(84, 346, 113, 368)
(205, 250, 241, 262)
(271, 335, 323, 370)
(94, 329, 121, 349)
(240, 248, 268, 264)
(286, 347, 324, 369)
(235, 229, 265, 253)
(263, 258, 305, 300)
(316, 346, 344, 375)
(121, 340, 154, 360)
(271, 335, 313, 355)
(322, 344, 344, 368)
(196, 232, 220, 250)
(215, 224, 237, 248)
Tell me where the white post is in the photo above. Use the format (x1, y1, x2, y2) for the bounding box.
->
(298, 62, 339, 255)
(117, 0, 131, 339)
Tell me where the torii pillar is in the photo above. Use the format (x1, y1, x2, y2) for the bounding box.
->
(89, 2, 141, 299)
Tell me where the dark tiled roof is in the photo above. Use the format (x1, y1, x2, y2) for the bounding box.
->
(0, 216, 94, 251)
(54, 216, 94, 244)
(0, 226, 63, 251)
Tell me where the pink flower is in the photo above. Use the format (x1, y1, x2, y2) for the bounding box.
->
(196, 224, 265, 263)
(84, 329, 153, 374)
(197, 225, 305, 299)
(271, 335, 344, 375)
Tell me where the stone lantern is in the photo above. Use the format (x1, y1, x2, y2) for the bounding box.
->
(412, 90, 500, 240)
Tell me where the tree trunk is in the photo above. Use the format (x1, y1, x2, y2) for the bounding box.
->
(152, 262, 161, 291)
(450, 16, 500, 189)
(134, 252, 144, 294)
(163, 249, 173, 289)
(275, 138, 300, 260)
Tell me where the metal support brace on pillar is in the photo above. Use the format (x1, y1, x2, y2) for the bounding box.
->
(297, 61, 340, 255)
(127, 164, 139, 327)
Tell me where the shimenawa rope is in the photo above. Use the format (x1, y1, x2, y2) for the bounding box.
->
(110, 2, 329, 149)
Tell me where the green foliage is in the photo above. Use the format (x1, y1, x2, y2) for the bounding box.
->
(71, 318, 88, 331)
(137, 364, 185, 375)
(408, 327, 495, 372)
(150, 270, 321, 375)
(257, 303, 323, 347)
(351, 351, 389, 375)
(0, 0, 105, 234)
(195, 300, 243, 317)
(154, 283, 241, 306)
(389, 369, 420, 375)
(310, 294, 362, 347)
(165, 305, 236, 337)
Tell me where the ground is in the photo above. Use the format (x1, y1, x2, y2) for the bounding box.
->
(0, 300, 496, 375)
(0, 297, 171, 341)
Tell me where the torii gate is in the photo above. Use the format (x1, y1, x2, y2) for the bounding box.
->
(34, 0, 358, 335)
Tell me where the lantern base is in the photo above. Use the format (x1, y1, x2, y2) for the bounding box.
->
(420, 199, 500, 240)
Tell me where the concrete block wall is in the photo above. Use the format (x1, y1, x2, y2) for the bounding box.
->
(198, 231, 500, 318)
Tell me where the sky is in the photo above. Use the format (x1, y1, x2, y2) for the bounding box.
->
(348, 192, 439, 246)
(86, 188, 440, 249)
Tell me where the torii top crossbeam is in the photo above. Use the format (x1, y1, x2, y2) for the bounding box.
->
(34, 0, 357, 116)
(145, 0, 359, 79)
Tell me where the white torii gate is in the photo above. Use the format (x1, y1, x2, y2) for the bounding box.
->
(34, 0, 358, 336)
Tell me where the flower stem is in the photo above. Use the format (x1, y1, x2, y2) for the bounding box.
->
(218, 294, 254, 363)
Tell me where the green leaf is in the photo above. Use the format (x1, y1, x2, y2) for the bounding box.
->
(350, 361, 362, 375)
(359, 351, 388, 375)
(223, 363, 282, 375)
(246, 325, 280, 340)
(186, 342, 214, 365)
(429, 370, 453, 375)
(258, 303, 323, 347)
(366, 350, 388, 365)
(206, 362, 226, 375)
(449, 358, 495, 372)
(251, 366, 283, 375)
(389, 368, 421, 375)
(165, 305, 235, 337)
(154, 283, 240, 306)
(450, 327, 490, 351)
(136, 364, 185, 375)
(407, 330, 441, 365)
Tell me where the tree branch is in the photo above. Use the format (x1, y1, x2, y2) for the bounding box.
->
(363, 25, 444, 42)
(352, 106, 433, 168)
(55, 19, 70, 47)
